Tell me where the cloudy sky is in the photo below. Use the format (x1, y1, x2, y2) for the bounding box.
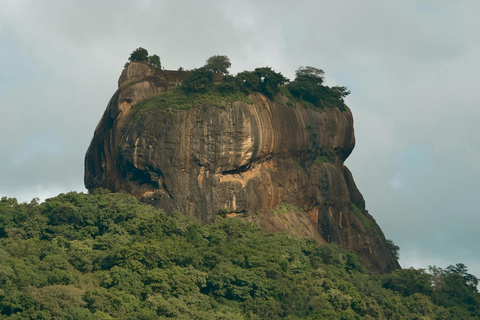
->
(1, 0, 479, 276)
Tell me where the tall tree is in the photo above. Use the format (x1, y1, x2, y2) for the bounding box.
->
(295, 66, 325, 84)
(148, 54, 161, 68)
(204, 55, 231, 74)
(446, 263, 479, 292)
(253, 67, 288, 98)
(129, 47, 149, 62)
(287, 66, 349, 110)
(288, 66, 325, 101)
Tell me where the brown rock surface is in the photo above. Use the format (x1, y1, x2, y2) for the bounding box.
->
(85, 62, 400, 274)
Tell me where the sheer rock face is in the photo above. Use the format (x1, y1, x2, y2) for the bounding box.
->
(85, 62, 400, 274)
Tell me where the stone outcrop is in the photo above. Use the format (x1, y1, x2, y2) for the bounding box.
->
(85, 62, 400, 274)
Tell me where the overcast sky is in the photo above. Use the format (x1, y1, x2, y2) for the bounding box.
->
(1, 0, 479, 277)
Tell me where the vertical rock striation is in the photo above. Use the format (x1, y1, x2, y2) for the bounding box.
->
(85, 62, 400, 273)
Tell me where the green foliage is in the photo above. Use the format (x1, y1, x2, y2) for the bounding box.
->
(148, 54, 161, 69)
(383, 268, 433, 297)
(128, 47, 149, 62)
(277, 202, 298, 212)
(204, 55, 231, 74)
(1, 193, 478, 319)
(446, 263, 479, 292)
(385, 239, 400, 259)
(126, 58, 349, 116)
(235, 70, 261, 93)
(314, 149, 337, 165)
(314, 155, 329, 165)
(428, 264, 480, 313)
(350, 203, 378, 234)
(287, 66, 350, 111)
(253, 67, 289, 98)
(126, 48, 161, 69)
(296, 66, 326, 81)
(270, 203, 298, 230)
(226, 67, 288, 98)
(133, 86, 252, 116)
(181, 67, 214, 93)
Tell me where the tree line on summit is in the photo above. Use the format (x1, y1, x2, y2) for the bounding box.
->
(125, 47, 351, 111)
(124, 47, 161, 69)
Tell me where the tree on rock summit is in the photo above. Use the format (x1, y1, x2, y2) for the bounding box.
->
(204, 55, 231, 74)
(148, 54, 161, 68)
(129, 47, 149, 62)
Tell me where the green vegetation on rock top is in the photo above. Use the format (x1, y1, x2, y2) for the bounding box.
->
(1, 192, 479, 319)
(133, 86, 253, 116)
(124, 47, 161, 69)
(124, 49, 350, 114)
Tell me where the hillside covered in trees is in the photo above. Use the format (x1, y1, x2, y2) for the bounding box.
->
(1, 192, 479, 319)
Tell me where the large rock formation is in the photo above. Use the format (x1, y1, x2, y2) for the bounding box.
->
(85, 62, 400, 274)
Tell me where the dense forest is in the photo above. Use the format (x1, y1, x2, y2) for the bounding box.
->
(0, 191, 479, 319)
